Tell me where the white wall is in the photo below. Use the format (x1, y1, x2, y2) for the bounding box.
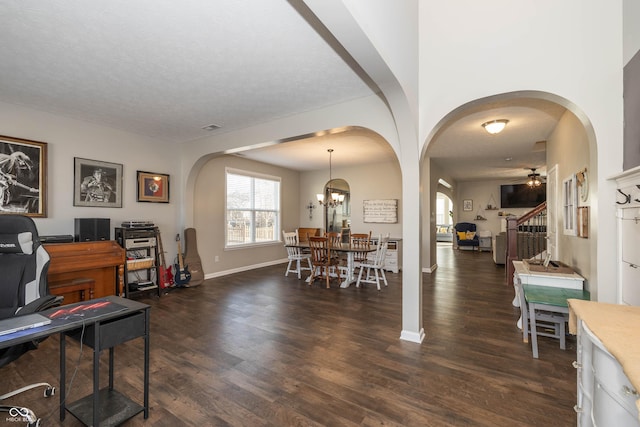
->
(419, 0, 622, 302)
(624, 0, 640, 65)
(193, 155, 300, 276)
(190, 155, 401, 277)
(180, 95, 400, 227)
(455, 180, 534, 236)
(341, 0, 419, 120)
(547, 110, 592, 290)
(0, 101, 182, 259)
(298, 160, 402, 238)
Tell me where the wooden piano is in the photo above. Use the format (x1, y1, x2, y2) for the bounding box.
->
(44, 241, 125, 305)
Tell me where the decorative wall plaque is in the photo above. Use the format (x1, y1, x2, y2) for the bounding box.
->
(363, 199, 398, 223)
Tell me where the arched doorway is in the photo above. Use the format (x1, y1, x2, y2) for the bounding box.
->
(436, 192, 454, 245)
(422, 92, 597, 293)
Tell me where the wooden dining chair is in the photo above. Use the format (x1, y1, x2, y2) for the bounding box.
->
(350, 232, 372, 270)
(308, 236, 342, 288)
(325, 231, 342, 247)
(282, 230, 312, 279)
(325, 231, 346, 274)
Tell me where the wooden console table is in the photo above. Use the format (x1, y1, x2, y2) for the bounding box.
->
(45, 241, 125, 304)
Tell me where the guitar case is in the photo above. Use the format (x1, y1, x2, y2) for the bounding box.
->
(183, 227, 204, 287)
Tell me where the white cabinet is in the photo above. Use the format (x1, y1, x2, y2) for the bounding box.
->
(478, 235, 492, 252)
(370, 237, 402, 273)
(576, 321, 640, 426)
(621, 261, 640, 306)
(614, 167, 640, 306)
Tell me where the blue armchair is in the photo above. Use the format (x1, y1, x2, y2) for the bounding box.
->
(455, 222, 479, 250)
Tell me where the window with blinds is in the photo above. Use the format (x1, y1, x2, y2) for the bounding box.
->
(226, 168, 280, 247)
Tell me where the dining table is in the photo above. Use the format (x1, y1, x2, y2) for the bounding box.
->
(284, 241, 376, 288)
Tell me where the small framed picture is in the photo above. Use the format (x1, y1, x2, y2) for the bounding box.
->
(463, 199, 473, 211)
(74, 157, 123, 208)
(0, 135, 47, 217)
(577, 206, 589, 238)
(137, 171, 170, 203)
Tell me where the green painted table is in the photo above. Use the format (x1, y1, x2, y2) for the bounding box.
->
(523, 284, 590, 358)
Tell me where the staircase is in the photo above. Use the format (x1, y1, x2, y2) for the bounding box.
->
(505, 201, 547, 287)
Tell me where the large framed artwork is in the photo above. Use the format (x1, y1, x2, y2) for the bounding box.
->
(136, 170, 170, 203)
(74, 157, 123, 208)
(0, 135, 47, 217)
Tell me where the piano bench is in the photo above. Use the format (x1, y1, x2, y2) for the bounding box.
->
(50, 278, 95, 303)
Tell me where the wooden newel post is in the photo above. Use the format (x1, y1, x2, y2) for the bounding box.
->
(506, 216, 518, 287)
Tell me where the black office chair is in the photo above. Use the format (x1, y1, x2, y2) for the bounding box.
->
(0, 215, 63, 426)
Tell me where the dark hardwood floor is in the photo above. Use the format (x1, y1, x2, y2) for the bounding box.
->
(3, 244, 577, 426)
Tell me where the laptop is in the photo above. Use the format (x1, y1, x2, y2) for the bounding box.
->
(0, 313, 51, 336)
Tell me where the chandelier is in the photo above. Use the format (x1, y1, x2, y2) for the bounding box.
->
(316, 149, 345, 207)
(527, 168, 542, 187)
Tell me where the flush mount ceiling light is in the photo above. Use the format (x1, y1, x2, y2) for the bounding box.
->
(481, 119, 509, 135)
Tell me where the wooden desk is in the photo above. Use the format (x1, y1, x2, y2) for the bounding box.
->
(0, 296, 150, 426)
(45, 241, 125, 303)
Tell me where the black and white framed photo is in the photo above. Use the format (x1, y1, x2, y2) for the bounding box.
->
(0, 135, 47, 217)
(463, 199, 473, 211)
(74, 157, 123, 208)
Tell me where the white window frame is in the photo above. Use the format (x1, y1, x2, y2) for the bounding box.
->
(225, 167, 281, 248)
(562, 174, 577, 236)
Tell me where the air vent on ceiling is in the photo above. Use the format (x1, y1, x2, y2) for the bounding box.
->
(202, 123, 221, 131)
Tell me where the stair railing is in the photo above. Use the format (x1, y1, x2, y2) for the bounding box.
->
(505, 201, 547, 287)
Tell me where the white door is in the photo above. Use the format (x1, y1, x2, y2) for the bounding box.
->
(546, 165, 558, 259)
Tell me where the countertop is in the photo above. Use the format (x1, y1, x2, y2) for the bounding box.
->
(568, 299, 640, 415)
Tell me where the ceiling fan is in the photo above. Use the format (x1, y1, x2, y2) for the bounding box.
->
(526, 168, 544, 187)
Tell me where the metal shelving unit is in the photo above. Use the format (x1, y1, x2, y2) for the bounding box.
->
(115, 227, 161, 298)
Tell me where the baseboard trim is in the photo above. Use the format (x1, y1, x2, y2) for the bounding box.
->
(423, 263, 438, 273)
(205, 259, 288, 279)
(400, 328, 425, 343)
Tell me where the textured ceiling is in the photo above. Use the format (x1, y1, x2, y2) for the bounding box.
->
(0, 1, 566, 181)
(0, 0, 372, 143)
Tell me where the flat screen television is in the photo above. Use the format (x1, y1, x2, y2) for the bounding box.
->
(500, 184, 546, 209)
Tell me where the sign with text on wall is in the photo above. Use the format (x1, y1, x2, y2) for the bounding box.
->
(363, 199, 398, 223)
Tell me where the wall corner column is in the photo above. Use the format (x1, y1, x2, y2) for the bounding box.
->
(400, 157, 424, 343)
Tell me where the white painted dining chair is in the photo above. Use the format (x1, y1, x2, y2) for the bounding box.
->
(356, 234, 389, 291)
(283, 230, 312, 279)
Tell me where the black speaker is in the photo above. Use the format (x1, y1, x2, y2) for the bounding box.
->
(74, 218, 110, 242)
